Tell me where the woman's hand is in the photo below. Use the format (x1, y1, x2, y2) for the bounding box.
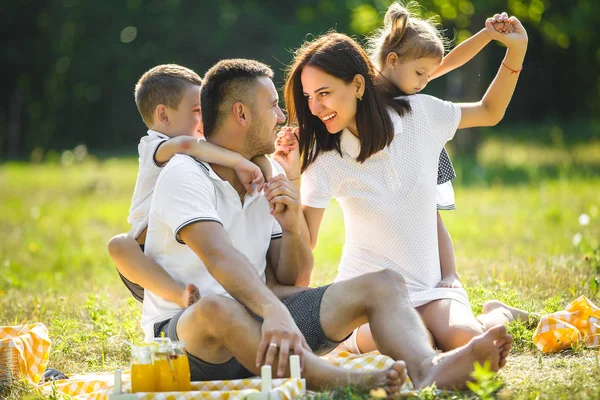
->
(436, 275, 463, 289)
(273, 127, 301, 177)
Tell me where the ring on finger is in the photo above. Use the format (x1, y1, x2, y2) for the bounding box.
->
(269, 342, 278, 348)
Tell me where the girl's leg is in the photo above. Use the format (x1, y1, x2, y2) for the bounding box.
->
(355, 324, 436, 354)
(417, 299, 485, 351)
(477, 300, 534, 329)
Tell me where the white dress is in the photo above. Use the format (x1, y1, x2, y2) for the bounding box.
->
(301, 94, 469, 308)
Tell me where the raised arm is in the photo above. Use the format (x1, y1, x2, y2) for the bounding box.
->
(458, 14, 528, 129)
(273, 127, 327, 250)
(431, 28, 492, 80)
(155, 136, 265, 193)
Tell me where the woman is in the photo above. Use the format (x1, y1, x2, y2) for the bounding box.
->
(276, 14, 530, 353)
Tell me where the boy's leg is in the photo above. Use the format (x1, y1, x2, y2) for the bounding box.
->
(173, 295, 406, 393)
(318, 270, 513, 389)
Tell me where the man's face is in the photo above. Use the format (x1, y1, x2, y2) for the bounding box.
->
(244, 77, 286, 156)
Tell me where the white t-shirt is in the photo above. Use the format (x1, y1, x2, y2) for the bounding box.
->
(301, 94, 469, 308)
(127, 130, 169, 239)
(141, 154, 284, 341)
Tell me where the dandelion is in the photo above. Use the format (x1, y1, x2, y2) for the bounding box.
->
(573, 233, 582, 246)
(579, 213, 590, 226)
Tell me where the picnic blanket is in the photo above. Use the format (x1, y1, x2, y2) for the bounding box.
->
(38, 351, 403, 399)
(0, 323, 51, 384)
(532, 295, 600, 353)
(40, 373, 305, 400)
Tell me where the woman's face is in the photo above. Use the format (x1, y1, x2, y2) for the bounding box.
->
(300, 65, 362, 136)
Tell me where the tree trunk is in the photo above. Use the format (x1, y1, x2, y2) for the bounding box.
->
(7, 88, 21, 159)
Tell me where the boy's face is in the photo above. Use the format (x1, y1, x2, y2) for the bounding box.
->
(166, 84, 203, 137)
(390, 56, 441, 95)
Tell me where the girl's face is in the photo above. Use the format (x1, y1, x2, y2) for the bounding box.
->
(388, 56, 441, 95)
(300, 65, 364, 136)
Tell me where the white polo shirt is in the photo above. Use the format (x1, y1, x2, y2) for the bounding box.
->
(127, 130, 170, 239)
(141, 154, 284, 341)
(301, 94, 470, 309)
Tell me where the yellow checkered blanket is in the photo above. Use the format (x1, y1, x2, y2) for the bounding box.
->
(532, 295, 600, 353)
(37, 351, 400, 399)
(41, 373, 304, 400)
(0, 323, 51, 384)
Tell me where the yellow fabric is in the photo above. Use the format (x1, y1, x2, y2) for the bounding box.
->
(322, 347, 414, 391)
(39, 351, 404, 399)
(533, 295, 600, 353)
(40, 373, 303, 400)
(0, 323, 51, 384)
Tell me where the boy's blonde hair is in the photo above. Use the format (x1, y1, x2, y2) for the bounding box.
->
(367, 1, 448, 70)
(134, 64, 202, 127)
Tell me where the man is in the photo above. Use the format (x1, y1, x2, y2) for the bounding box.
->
(140, 58, 512, 393)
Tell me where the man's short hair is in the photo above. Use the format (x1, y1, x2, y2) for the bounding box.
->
(201, 59, 274, 138)
(134, 64, 202, 127)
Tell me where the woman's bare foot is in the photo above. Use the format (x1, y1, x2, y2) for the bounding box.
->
(348, 361, 407, 396)
(414, 325, 510, 390)
(481, 300, 537, 326)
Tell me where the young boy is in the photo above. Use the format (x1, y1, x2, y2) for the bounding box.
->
(108, 64, 271, 308)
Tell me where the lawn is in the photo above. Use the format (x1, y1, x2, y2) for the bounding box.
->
(1, 139, 599, 399)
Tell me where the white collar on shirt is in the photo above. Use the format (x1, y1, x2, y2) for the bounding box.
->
(194, 159, 262, 206)
(147, 129, 169, 140)
(339, 110, 403, 159)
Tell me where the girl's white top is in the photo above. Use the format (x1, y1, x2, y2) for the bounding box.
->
(301, 94, 469, 307)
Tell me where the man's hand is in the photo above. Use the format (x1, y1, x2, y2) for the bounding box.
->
(235, 158, 266, 194)
(264, 175, 302, 234)
(256, 305, 311, 376)
(436, 275, 463, 289)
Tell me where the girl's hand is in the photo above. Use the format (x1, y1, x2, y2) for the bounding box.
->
(436, 276, 463, 289)
(487, 13, 513, 35)
(235, 158, 266, 194)
(486, 14, 528, 49)
(273, 127, 301, 177)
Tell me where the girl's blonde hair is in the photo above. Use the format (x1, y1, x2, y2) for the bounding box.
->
(367, 1, 448, 70)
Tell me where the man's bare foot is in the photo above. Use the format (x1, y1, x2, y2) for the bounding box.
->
(482, 300, 536, 325)
(182, 284, 200, 308)
(496, 334, 513, 368)
(414, 325, 510, 390)
(348, 361, 407, 396)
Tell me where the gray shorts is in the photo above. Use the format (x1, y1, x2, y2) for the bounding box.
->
(153, 285, 349, 381)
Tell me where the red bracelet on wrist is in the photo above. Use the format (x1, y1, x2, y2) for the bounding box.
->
(502, 62, 523, 74)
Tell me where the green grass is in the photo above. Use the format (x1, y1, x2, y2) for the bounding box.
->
(1, 139, 600, 399)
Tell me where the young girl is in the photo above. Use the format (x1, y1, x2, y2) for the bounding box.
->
(370, 2, 514, 293)
(276, 8, 530, 355)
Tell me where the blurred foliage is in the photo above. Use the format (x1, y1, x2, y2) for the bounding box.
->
(1, 0, 599, 159)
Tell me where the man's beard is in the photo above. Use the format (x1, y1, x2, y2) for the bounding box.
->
(244, 119, 276, 157)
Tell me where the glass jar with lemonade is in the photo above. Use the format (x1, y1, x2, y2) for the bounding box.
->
(130, 345, 154, 393)
(153, 338, 177, 392)
(171, 341, 191, 391)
